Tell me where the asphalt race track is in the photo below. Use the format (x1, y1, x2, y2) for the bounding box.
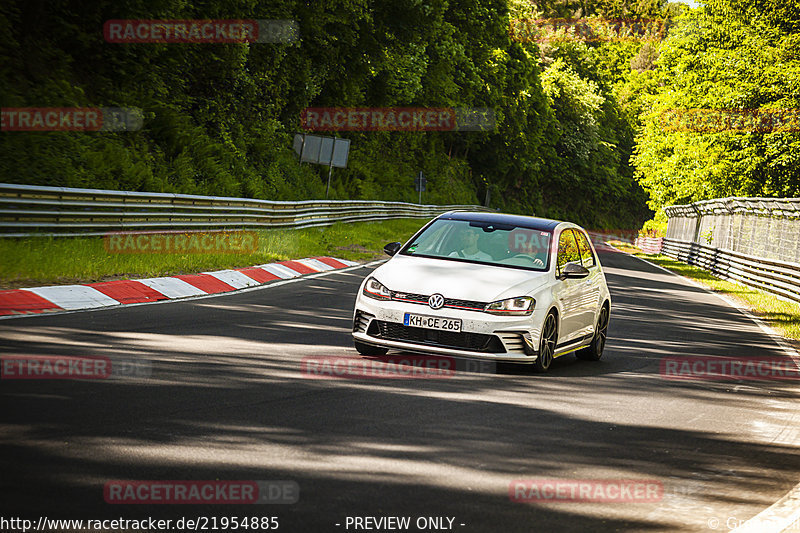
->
(2, 249, 799, 532)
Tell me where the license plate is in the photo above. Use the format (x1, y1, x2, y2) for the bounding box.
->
(404, 313, 462, 332)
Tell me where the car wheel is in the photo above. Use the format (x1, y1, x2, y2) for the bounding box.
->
(533, 312, 558, 373)
(354, 340, 388, 356)
(577, 305, 609, 361)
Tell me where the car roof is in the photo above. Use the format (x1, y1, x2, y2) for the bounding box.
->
(438, 211, 564, 231)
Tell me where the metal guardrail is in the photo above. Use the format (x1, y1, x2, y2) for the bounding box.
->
(0, 183, 493, 237)
(663, 196, 800, 303)
(661, 239, 800, 303)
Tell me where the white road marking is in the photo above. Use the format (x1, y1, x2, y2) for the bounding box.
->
(135, 277, 207, 299)
(203, 269, 261, 289)
(731, 482, 800, 533)
(295, 258, 334, 271)
(617, 247, 800, 533)
(23, 285, 120, 310)
(258, 263, 302, 279)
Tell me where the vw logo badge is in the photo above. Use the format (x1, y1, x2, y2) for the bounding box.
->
(428, 293, 445, 310)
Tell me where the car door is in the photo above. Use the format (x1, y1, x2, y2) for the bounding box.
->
(554, 228, 584, 346)
(574, 229, 601, 338)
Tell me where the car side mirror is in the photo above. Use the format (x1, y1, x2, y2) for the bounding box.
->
(384, 242, 402, 256)
(560, 262, 590, 279)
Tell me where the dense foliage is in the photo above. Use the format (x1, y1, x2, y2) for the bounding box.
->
(629, 0, 800, 210)
(8, 0, 793, 229)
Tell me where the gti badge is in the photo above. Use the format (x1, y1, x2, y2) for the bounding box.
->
(428, 293, 445, 310)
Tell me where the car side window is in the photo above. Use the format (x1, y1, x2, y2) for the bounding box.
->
(556, 229, 581, 276)
(575, 230, 596, 268)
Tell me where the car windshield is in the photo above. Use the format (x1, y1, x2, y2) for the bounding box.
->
(401, 218, 552, 271)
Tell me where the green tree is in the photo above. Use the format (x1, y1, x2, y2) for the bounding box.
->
(631, 1, 800, 210)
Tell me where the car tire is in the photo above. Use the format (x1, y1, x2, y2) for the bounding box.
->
(354, 340, 388, 356)
(533, 312, 558, 373)
(577, 305, 609, 361)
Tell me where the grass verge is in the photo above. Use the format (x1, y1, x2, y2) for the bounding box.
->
(0, 218, 427, 290)
(608, 242, 800, 345)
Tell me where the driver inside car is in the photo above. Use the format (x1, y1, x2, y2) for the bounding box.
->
(448, 226, 492, 261)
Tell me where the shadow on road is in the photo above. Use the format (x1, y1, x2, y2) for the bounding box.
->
(2, 254, 799, 532)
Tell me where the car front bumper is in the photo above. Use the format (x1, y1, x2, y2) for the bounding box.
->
(353, 296, 546, 363)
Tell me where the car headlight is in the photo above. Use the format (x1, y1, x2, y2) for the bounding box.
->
(484, 296, 534, 316)
(362, 277, 392, 300)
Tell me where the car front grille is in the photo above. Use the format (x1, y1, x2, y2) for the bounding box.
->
(390, 292, 487, 311)
(368, 320, 505, 353)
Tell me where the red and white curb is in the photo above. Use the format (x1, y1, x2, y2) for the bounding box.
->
(0, 257, 358, 317)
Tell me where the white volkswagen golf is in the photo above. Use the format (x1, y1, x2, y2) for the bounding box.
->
(352, 211, 611, 372)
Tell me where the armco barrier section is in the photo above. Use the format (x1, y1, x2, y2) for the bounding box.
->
(0, 183, 492, 237)
(663, 196, 800, 303)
